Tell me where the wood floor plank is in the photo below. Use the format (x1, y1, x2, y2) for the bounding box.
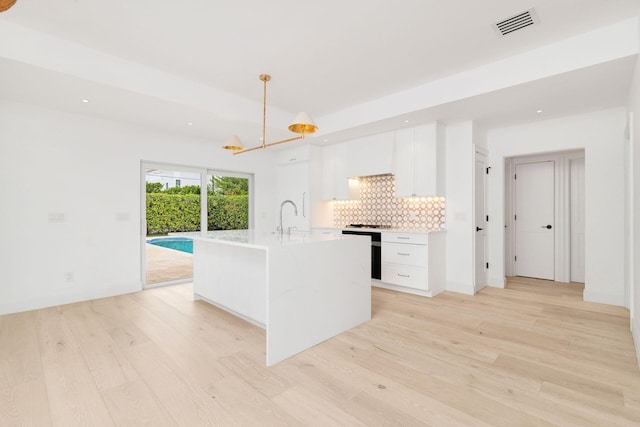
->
(0, 380, 52, 426)
(218, 352, 291, 399)
(35, 306, 114, 426)
(272, 385, 369, 426)
(208, 375, 303, 426)
(0, 311, 45, 387)
(101, 379, 176, 426)
(539, 381, 640, 426)
(2, 276, 639, 425)
(122, 340, 239, 426)
(62, 303, 139, 391)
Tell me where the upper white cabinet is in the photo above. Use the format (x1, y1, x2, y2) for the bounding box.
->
(393, 122, 445, 198)
(346, 132, 394, 178)
(322, 144, 350, 200)
(321, 133, 394, 200)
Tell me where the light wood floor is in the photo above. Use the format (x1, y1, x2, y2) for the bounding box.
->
(145, 243, 193, 285)
(1, 279, 639, 426)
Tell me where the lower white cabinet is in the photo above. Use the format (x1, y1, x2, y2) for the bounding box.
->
(380, 231, 445, 296)
(381, 263, 428, 290)
(382, 242, 428, 267)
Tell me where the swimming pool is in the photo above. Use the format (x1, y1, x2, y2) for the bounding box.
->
(147, 237, 193, 254)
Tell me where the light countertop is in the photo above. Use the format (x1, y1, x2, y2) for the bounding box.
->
(314, 227, 446, 234)
(173, 229, 367, 250)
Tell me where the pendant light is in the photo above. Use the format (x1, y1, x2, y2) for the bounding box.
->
(222, 74, 318, 155)
(0, 0, 17, 13)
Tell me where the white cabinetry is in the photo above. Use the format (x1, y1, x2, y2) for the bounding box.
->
(276, 145, 322, 231)
(322, 144, 350, 200)
(322, 133, 394, 200)
(380, 231, 445, 297)
(393, 122, 445, 198)
(346, 132, 394, 177)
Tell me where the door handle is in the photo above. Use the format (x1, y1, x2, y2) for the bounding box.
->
(476, 227, 484, 232)
(541, 225, 552, 229)
(302, 192, 306, 218)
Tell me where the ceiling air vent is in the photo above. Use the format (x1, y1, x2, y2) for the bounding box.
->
(495, 9, 538, 36)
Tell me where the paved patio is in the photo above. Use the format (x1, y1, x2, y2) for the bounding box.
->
(145, 242, 193, 285)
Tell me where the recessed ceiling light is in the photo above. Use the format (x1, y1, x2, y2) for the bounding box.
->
(404, 120, 410, 123)
(536, 109, 543, 113)
(323, 139, 328, 142)
(188, 122, 193, 126)
(81, 99, 89, 103)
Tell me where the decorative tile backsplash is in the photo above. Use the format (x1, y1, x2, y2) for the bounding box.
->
(332, 174, 446, 231)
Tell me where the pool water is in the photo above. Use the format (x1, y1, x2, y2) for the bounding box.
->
(147, 237, 193, 254)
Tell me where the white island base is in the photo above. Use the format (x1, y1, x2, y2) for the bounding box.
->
(184, 230, 371, 366)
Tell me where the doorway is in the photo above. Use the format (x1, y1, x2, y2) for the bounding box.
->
(474, 148, 488, 291)
(144, 167, 202, 286)
(514, 161, 555, 280)
(505, 151, 585, 284)
(141, 162, 253, 288)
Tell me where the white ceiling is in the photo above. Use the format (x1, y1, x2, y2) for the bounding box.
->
(0, 0, 638, 142)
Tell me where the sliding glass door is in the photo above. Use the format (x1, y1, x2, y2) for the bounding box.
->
(207, 171, 251, 231)
(144, 166, 202, 286)
(141, 163, 253, 288)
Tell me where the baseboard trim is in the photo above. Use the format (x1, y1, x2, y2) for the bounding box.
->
(445, 281, 475, 296)
(583, 290, 625, 307)
(372, 281, 434, 298)
(487, 276, 506, 289)
(0, 282, 141, 315)
(633, 316, 640, 370)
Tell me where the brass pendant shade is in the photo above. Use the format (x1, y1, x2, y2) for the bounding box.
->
(221, 135, 244, 151)
(223, 74, 318, 155)
(0, 0, 17, 13)
(288, 112, 318, 134)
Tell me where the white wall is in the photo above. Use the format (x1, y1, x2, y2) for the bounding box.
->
(445, 121, 475, 295)
(0, 100, 276, 315)
(487, 108, 628, 306)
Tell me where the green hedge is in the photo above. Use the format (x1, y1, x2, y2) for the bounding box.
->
(146, 193, 248, 235)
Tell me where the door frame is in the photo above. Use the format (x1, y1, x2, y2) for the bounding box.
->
(140, 161, 254, 289)
(504, 150, 584, 283)
(473, 146, 488, 293)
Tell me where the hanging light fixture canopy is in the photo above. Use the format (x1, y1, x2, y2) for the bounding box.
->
(223, 74, 318, 155)
(0, 0, 17, 13)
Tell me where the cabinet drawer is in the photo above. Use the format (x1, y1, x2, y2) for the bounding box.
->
(382, 232, 428, 245)
(381, 263, 428, 290)
(382, 243, 427, 267)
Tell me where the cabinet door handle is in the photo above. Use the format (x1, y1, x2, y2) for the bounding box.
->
(397, 253, 410, 256)
(397, 236, 410, 240)
(302, 192, 306, 218)
(398, 273, 410, 278)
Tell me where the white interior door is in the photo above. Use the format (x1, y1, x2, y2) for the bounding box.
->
(570, 158, 585, 283)
(474, 155, 487, 291)
(515, 161, 555, 280)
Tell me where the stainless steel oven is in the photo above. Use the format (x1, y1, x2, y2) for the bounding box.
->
(341, 229, 381, 280)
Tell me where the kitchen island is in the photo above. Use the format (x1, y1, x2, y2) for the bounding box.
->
(176, 230, 371, 366)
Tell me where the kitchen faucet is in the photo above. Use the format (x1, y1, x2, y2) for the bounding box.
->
(278, 200, 298, 235)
